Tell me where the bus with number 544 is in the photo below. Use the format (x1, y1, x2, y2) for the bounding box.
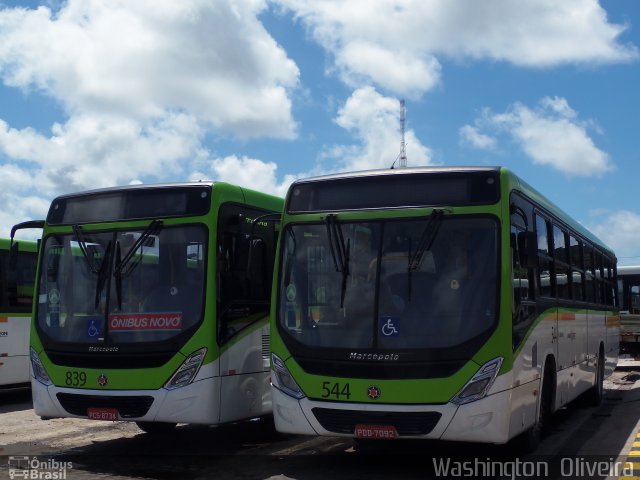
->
(12, 182, 282, 433)
(270, 166, 618, 446)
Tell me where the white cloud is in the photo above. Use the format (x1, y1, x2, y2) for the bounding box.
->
(335, 41, 441, 98)
(459, 125, 496, 150)
(588, 210, 640, 264)
(0, 166, 49, 239)
(0, 0, 304, 236)
(273, 0, 638, 97)
(0, 113, 203, 194)
(327, 86, 434, 171)
(205, 154, 298, 198)
(0, 0, 299, 138)
(463, 97, 613, 177)
(195, 88, 437, 204)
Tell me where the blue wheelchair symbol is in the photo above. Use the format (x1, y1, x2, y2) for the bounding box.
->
(86, 318, 101, 338)
(379, 317, 400, 337)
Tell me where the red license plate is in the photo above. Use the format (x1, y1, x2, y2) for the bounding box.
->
(87, 407, 118, 421)
(354, 424, 398, 439)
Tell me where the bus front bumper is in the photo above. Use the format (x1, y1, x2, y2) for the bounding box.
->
(272, 385, 512, 444)
(31, 375, 221, 425)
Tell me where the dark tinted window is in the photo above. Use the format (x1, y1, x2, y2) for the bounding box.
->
(553, 226, 571, 300)
(569, 236, 584, 301)
(217, 203, 279, 344)
(288, 171, 500, 212)
(47, 185, 212, 225)
(535, 215, 553, 297)
(584, 245, 595, 303)
(0, 248, 37, 313)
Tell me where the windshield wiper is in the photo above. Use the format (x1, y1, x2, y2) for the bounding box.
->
(94, 240, 113, 309)
(72, 225, 113, 309)
(114, 240, 123, 310)
(113, 220, 163, 278)
(73, 224, 102, 274)
(407, 209, 444, 300)
(325, 214, 350, 308)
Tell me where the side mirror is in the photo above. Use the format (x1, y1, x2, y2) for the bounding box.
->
(10, 219, 45, 271)
(518, 231, 538, 269)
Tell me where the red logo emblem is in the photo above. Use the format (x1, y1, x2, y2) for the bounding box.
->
(367, 385, 381, 400)
(98, 374, 108, 387)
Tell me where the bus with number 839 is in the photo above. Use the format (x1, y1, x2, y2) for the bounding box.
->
(12, 182, 282, 433)
(270, 166, 618, 446)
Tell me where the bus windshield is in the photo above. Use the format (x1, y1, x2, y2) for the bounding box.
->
(36, 225, 206, 346)
(278, 216, 498, 351)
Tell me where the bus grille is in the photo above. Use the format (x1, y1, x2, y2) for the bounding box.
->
(262, 335, 270, 359)
(311, 408, 442, 436)
(56, 393, 154, 418)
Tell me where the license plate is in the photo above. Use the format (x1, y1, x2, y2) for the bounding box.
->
(87, 407, 118, 421)
(354, 424, 398, 439)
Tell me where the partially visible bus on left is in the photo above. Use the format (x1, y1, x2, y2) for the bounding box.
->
(0, 237, 38, 388)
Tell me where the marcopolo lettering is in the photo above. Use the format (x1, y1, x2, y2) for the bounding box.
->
(349, 352, 400, 361)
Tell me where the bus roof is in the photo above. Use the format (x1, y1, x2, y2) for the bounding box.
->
(618, 266, 640, 276)
(50, 181, 215, 201)
(285, 165, 615, 258)
(46, 181, 283, 226)
(288, 166, 501, 186)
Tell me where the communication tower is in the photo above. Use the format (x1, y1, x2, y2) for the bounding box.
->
(399, 99, 407, 168)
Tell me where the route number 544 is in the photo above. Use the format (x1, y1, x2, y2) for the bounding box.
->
(321, 381, 351, 399)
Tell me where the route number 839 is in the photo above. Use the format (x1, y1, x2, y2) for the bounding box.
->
(65, 370, 87, 386)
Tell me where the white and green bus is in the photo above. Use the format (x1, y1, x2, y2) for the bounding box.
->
(270, 166, 618, 445)
(616, 265, 640, 353)
(12, 182, 282, 433)
(0, 238, 37, 389)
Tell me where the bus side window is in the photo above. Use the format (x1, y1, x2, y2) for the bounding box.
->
(4, 249, 37, 311)
(0, 250, 6, 310)
(595, 252, 605, 305)
(631, 285, 640, 314)
(584, 245, 596, 303)
(569, 235, 584, 302)
(216, 204, 277, 344)
(510, 216, 536, 351)
(535, 214, 553, 298)
(553, 225, 571, 301)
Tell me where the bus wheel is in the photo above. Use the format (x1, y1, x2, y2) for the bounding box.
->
(588, 347, 605, 406)
(136, 421, 177, 434)
(513, 361, 554, 454)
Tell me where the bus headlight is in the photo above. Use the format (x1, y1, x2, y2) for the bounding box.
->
(165, 348, 207, 390)
(451, 357, 503, 405)
(271, 353, 305, 399)
(30, 348, 52, 386)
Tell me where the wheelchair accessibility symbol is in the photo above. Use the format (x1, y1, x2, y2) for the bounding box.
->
(379, 317, 400, 337)
(86, 318, 101, 338)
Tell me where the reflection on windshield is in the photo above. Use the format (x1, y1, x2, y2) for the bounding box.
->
(37, 226, 206, 345)
(279, 217, 498, 350)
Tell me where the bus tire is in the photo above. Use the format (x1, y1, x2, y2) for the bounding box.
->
(515, 357, 555, 453)
(587, 345, 605, 406)
(135, 421, 177, 434)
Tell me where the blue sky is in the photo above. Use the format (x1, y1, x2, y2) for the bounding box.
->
(1, 0, 639, 264)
